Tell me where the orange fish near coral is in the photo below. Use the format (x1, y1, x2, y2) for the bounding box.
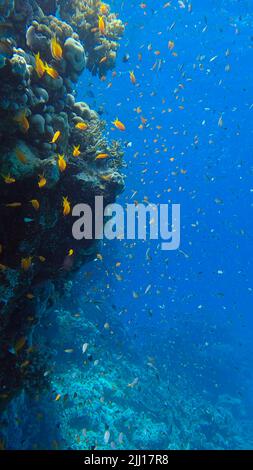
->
(112, 118, 126, 131)
(30, 199, 40, 210)
(100, 3, 109, 15)
(14, 110, 29, 133)
(100, 174, 112, 181)
(45, 63, 59, 79)
(98, 16, 106, 35)
(95, 153, 109, 160)
(73, 145, 81, 157)
(50, 37, 62, 61)
(58, 154, 66, 172)
(21, 256, 32, 271)
(34, 52, 45, 78)
(3, 174, 15, 184)
(63, 196, 71, 216)
(50, 130, 61, 143)
(26, 293, 34, 299)
(15, 148, 27, 164)
(75, 122, 88, 130)
(38, 175, 47, 188)
(129, 71, 136, 84)
(168, 40, 175, 51)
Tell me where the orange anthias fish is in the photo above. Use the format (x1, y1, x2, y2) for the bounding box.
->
(112, 118, 126, 131)
(45, 63, 59, 79)
(100, 174, 112, 181)
(34, 52, 45, 78)
(21, 256, 32, 271)
(58, 154, 66, 172)
(63, 196, 71, 216)
(30, 199, 40, 210)
(98, 16, 106, 35)
(15, 148, 27, 164)
(129, 71, 136, 84)
(75, 122, 88, 130)
(3, 174, 15, 184)
(14, 110, 29, 132)
(50, 37, 63, 61)
(168, 40, 175, 50)
(50, 130, 61, 143)
(95, 153, 109, 160)
(100, 3, 109, 14)
(26, 293, 34, 299)
(38, 174, 47, 188)
(73, 145, 81, 157)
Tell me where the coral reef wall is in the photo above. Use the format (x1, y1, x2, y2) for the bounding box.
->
(58, 0, 124, 77)
(0, 0, 124, 410)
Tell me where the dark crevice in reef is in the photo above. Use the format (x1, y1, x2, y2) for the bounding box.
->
(0, 0, 125, 410)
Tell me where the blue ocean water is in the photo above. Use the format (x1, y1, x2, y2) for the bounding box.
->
(2, 0, 253, 450)
(73, 0, 253, 449)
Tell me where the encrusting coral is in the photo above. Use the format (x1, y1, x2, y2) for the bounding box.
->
(0, 0, 125, 411)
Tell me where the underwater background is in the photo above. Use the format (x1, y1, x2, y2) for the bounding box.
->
(0, 0, 253, 450)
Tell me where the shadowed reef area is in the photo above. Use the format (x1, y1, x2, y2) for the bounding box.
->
(0, 0, 125, 411)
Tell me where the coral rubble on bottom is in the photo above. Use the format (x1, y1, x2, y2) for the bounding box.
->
(1, 288, 252, 450)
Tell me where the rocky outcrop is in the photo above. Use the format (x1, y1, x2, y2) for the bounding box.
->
(0, 0, 125, 410)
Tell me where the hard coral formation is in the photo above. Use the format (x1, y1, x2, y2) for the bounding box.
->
(58, 0, 125, 77)
(1, 294, 250, 450)
(0, 0, 125, 411)
(64, 37, 86, 82)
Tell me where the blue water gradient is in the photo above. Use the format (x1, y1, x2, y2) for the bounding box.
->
(3, 0, 253, 450)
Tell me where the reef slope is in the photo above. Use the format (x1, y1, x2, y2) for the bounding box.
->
(0, 0, 125, 409)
